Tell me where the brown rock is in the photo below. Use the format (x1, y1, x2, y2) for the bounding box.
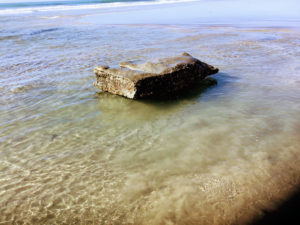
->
(94, 52, 218, 99)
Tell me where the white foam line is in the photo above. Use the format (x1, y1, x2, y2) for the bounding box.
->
(0, 0, 199, 15)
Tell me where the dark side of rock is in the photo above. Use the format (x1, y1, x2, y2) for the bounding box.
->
(94, 52, 219, 99)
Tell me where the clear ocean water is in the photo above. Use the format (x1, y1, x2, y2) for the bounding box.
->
(0, 0, 300, 224)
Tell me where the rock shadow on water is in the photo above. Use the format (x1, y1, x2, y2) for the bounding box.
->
(93, 71, 239, 123)
(94, 75, 224, 122)
(140, 72, 238, 103)
(142, 76, 218, 102)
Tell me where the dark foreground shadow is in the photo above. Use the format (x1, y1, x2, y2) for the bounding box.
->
(250, 186, 300, 225)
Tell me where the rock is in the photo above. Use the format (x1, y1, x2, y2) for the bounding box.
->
(94, 52, 219, 99)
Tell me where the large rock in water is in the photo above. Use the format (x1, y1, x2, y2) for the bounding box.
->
(94, 52, 219, 99)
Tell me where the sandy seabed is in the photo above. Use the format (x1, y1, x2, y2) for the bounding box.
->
(1, 1, 300, 224)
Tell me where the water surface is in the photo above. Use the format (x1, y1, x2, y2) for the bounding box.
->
(1, 1, 300, 224)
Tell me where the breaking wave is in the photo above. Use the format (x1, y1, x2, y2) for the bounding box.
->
(0, 0, 198, 15)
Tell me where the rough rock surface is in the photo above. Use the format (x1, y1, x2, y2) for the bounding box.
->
(94, 53, 219, 99)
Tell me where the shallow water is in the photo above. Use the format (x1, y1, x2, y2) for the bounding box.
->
(1, 1, 300, 225)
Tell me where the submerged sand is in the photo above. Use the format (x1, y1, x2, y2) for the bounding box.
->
(1, 1, 300, 224)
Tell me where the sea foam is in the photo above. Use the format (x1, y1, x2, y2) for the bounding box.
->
(0, 0, 198, 15)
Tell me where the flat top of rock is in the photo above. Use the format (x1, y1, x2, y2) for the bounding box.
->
(119, 52, 198, 74)
(94, 52, 218, 82)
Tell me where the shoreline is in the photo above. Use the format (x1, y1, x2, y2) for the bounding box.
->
(1, 0, 300, 28)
